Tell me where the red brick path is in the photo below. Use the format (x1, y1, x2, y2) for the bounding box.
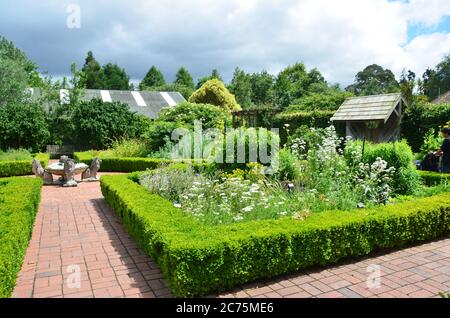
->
(12, 175, 450, 298)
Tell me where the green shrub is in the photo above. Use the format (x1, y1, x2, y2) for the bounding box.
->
(0, 149, 33, 161)
(0, 102, 50, 152)
(345, 140, 420, 195)
(189, 79, 242, 113)
(101, 174, 450, 297)
(108, 139, 150, 158)
(0, 153, 49, 178)
(0, 177, 42, 297)
(418, 170, 450, 186)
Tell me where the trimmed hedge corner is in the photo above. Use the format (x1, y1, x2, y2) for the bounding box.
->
(0, 153, 49, 178)
(418, 170, 450, 186)
(100, 174, 450, 297)
(0, 177, 42, 298)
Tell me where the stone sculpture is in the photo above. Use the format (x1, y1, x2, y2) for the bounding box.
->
(63, 158, 78, 187)
(82, 157, 102, 182)
(32, 159, 54, 185)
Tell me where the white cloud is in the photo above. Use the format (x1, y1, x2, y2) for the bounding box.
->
(1, 0, 449, 85)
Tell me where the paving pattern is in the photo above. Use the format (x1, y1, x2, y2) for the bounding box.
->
(12, 175, 450, 298)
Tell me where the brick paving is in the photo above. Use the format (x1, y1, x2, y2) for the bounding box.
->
(12, 175, 450, 298)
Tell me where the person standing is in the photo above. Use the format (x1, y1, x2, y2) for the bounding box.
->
(436, 128, 450, 173)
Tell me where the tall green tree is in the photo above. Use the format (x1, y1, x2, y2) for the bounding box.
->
(228, 68, 253, 108)
(102, 63, 130, 90)
(174, 67, 194, 89)
(196, 69, 223, 89)
(140, 66, 166, 89)
(0, 36, 43, 87)
(274, 63, 327, 108)
(81, 51, 105, 89)
(346, 64, 400, 96)
(399, 69, 416, 106)
(0, 59, 28, 107)
(250, 71, 275, 107)
(422, 54, 450, 101)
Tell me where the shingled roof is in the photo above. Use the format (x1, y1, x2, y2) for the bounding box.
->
(331, 93, 404, 123)
(431, 90, 450, 104)
(29, 88, 186, 119)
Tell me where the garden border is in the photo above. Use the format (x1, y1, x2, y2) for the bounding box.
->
(418, 170, 450, 186)
(0, 153, 49, 178)
(0, 177, 42, 297)
(100, 174, 450, 297)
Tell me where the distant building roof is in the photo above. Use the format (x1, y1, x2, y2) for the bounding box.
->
(331, 93, 404, 123)
(431, 90, 450, 104)
(29, 88, 186, 119)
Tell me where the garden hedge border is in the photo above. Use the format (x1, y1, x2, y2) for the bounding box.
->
(418, 170, 450, 186)
(100, 174, 450, 297)
(0, 177, 42, 297)
(0, 153, 49, 178)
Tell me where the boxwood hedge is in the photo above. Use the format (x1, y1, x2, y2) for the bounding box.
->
(0, 153, 49, 178)
(418, 170, 450, 186)
(0, 177, 42, 298)
(100, 174, 450, 297)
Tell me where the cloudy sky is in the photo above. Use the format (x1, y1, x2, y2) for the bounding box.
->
(1, 0, 450, 86)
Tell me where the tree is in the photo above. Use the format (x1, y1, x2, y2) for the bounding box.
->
(250, 71, 275, 107)
(346, 64, 400, 96)
(288, 86, 353, 112)
(189, 79, 242, 113)
(228, 68, 253, 109)
(140, 66, 166, 89)
(0, 102, 50, 152)
(196, 69, 223, 89)
(81, 51, 105, 89)
(72, 99, 143, 149)
(174, 67, 195, 89)
(102, 63, 130, 90)
(399, 69, 416, 106)
(0, 36, 43, 87)
(274, 63, 327, 108)
(422, 54, 450, 101)
(0, 59, 28, 108)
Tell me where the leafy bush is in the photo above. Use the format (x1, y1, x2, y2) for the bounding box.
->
(0, 149, 32, 161)
(189, 79, 242, 113)
(402, 102, 450, 152)
(0, 177, 42, 297)
(418, 170, 450, 186)
(287, 90, 353, 112)
(107, 139, 150, 158)
(101, 174, 450, 297)
(417, 128, 444, 160)
(71, 99, 145, 150)
(0, 153, 49, 178)
(0, 102, 50, 152)
(345, 140, 420, 195)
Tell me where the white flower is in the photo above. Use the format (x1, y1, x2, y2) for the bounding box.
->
(242, 206, 254, 212)
(173, 203, 182, 208)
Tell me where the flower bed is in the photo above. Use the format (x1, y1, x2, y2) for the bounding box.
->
(100, 173, 450, 297)
(0, 177, 42, 297)
(0, 153, 49, 178)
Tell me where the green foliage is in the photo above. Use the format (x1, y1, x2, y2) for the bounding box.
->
(287, 88, 353, 112)
(228, 68, 253, 109)
(422, 54, 450, 101)
(0, 102, 50, 152)
(81, 51, 105, 89)
(140, 66, 166, 90)
(0, 36, 43, 88)
(196, 69, 223, 89)
(101, 174, 450, 297)
(417, 170, 450, 186)
(418, 128, 444, 159)
(189, 79, 242, 113)
(250, 71, 276, 106)
(276, 148, 301, 181)
(102, 63, 130, 90)
(71, 99, 144, 149)
(174, 67, 195, 89)
(0, 153, 49, 178)
(274, 63, 327, 108)
(345, 140, 420, 195)
(401, 101, 450, 152)
(106, 139, 150, 158)
(0, 149, 32, 161)
(345, 64, 400, 96)
(0, 59, 28, 108)
(0, 177, 42, 297)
